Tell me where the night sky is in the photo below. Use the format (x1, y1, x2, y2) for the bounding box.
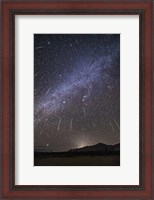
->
(34, 34, 120, 152)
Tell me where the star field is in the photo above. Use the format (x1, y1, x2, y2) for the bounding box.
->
(34, 34, 120, 152)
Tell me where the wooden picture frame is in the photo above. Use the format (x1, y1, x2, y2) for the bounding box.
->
(1, 0, 153, 199)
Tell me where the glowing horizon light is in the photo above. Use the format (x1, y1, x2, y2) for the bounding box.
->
(77, 142, 88, 148)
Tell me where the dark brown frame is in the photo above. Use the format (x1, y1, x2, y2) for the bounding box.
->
(1, 0, 153, 199)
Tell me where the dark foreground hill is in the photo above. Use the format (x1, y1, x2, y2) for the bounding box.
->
(68, 143, 120, 153)
(34, 143, 120, 166)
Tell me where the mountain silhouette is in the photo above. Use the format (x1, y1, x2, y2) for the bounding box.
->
(68, 143, 120, 153)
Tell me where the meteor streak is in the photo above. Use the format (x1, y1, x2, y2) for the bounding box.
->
(70, 119, 73, 132)
(45, 87, 51, 96)
(34, 72, 39, 77)
(93, 122, 96, 128)
(114, 120, 120, 129)
(35, 46, 44, 49)
(110, 120, 115, 131)
(57, 118, 62, 132)
(83, 107, 86, 118)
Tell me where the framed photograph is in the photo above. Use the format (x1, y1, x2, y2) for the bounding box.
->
(1, 0, 153, 199)
(34, 33, 120, 167)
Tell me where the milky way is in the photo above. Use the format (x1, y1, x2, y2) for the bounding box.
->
(34, 34, 120, 152)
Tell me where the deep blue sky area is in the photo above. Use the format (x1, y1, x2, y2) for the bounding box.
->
(34, 34, 120, 152)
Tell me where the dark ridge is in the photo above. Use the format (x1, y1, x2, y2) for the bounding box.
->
(68, 143, 120, 153)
